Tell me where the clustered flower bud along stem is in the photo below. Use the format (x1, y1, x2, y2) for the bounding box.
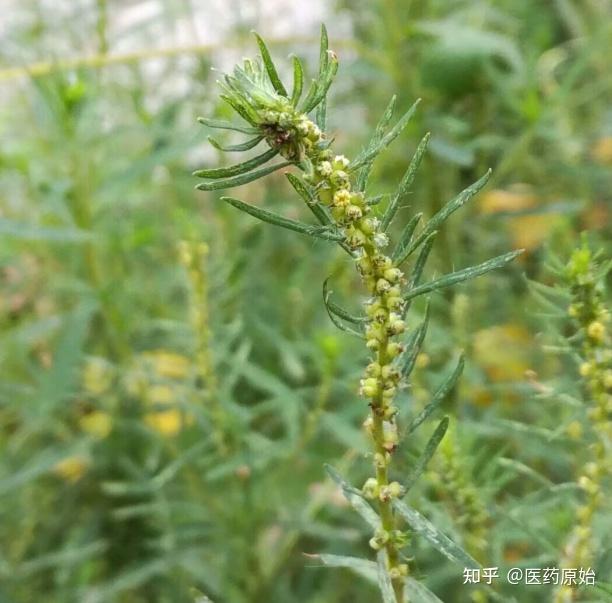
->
(555, 241, 611, 603)
(194, 27, 521, 603)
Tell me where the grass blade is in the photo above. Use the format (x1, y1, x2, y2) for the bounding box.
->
(403, 250, 523, 302)
(381, 132, 430, 231)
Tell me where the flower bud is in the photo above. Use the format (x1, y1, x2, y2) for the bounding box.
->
(386, 342, 403, 358)
(587, 321, 605, 342)
(362, 477, 379, 499)
(383, 268, 402, 283)
(346, 205, 363, 220)
(376, 278, 391, 294)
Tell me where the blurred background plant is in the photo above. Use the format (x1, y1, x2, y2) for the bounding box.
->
(0, 1, 610, 602)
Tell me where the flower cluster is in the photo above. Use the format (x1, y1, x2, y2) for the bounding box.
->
(556, 242, 611, 602)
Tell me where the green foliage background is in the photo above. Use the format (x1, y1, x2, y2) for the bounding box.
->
(0, 1, 610, 602)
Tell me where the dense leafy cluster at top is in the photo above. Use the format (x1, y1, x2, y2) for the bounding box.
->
(194, 26, 521, 603)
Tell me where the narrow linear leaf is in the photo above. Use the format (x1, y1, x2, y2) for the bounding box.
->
(221, 197, 343, 242)
(349, 99, 421, 172)
(381, 132, 430, 231)
(195, 161, 291, 191)
(392, 499, 481, 569)
(406, 232, 436, 288)
(309, 553, 377, 583)
(285, 172, 332, 225)
(318, 23, 330, 74)
(325, 464, 380, 529)
(356, 95, 397, 191)
(407, 355, 464, 435)
(377, 550, 397, 603)
(405, 578, 444, 603)
(403, 250, 523, 302)
(366, 194, 386, 206)
(208, 135, 263, 152)
(193, 148, 278, 179)
(290, 55, 304, 105)
(316, 96, 327, 131)
(404, 170, 491, 257)
(400, 302, 430, 378)
(323, 279, 365, 337)
(302, 52, 339, 113)
(322, 279, 367, 325)
(392, 213, 422, 263)
(253, 32, 288, 96)
(220, 93, 259, 125)
(403, 417, 449, 491)
(300, 79, 319, 114)
(197, 117, 259, 134)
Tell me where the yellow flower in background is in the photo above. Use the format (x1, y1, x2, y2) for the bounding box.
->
(83, 357, 113, 395)
(507, 214, 562, 251)
(147, 384, 175, 405)
(591, 136, 612, 165)
(79, 410, 112, 439)
(53, 456, 88, 482)
(478, 187, 562, 251)
(473, 324, 532, 382)
(145, 408, 184, 437)
(478, 187, 537, 214)
(144, 350, 191, 379)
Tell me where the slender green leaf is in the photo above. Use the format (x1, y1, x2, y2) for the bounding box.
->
(406, 232, 436, 288)
(253, 32, 288, 96)
(316, 96, 327, 131)
(323, 279, 365, 337)
(220, 93, 259, 125)
(392, 499, 480, 569)
(405, 579, 444, 603)
(349, 99, 420, 171)
(381, 133, 430, 231)
(290, 55, 304, 105)
(221, 197, 343, 242)
(302, 52, 339, 113)
(366, 194, 386, 206)
(403, 417, 449, 491)
(193, 148, 278, 179)
(318, 23, 330, 74)
(403, 250, 523, 302)
(325, 465, 380, 529)
(310, 554, 377, 583)
(197, 117, 259, 134)
(404, 170, 491, 257)
(285, 172, 332, 225)
(322, 279, 367, 325)
(207, 135, 263, 152)
(406, 355, 464, 435)
(400, 302, 430, 378)
(392, 213, 422, 262)
(195, 161, 292, 191)
(356, 95, 397, 191)
(377, 551, 397, 603)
